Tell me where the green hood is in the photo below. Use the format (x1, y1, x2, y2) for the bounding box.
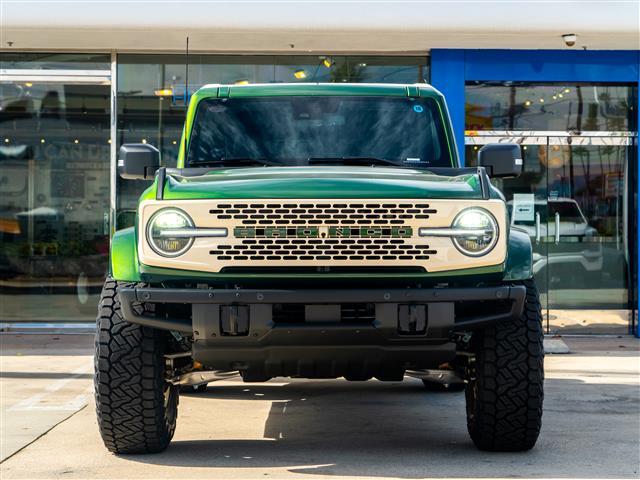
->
(148, 166, 483, 200)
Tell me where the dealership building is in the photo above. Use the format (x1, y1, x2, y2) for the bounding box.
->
(1, 1, 638, 336)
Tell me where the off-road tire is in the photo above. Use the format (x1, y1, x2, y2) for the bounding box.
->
(94, 277, 178, 454)
(465, 279, 544, 451)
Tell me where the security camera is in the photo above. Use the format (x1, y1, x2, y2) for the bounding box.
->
(562, 34, 577, 47)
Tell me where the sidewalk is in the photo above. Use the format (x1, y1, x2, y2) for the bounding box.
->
(1, 334, 638, 479)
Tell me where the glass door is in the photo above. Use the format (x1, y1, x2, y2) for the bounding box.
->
(0, 57, 112, 322)
(465, 132, 636, 334)
(545, 135, 635, 333)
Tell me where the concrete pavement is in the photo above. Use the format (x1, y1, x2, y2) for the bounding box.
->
(0, 334, 638, 479)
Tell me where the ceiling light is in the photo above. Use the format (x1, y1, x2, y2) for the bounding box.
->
(322, 58, 332, 68)
(539, 98, 545, 103)
(558, 93, 564, 98)
(564, 88, 571, 93)
(154, 88, 173, 97)
(293, 69, 307, 79)
(235, 79, 250, 85)
(524, 100, 532, 107)
(25, 82, 33, 87)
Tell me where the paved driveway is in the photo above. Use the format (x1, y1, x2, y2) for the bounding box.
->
(1, 335, 638, 479)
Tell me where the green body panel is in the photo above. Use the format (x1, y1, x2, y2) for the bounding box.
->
(143, 166, 484, 201)
(503, 227, 533, 281)
(110, 227, 141, 282)
(118, 83, 532, 285)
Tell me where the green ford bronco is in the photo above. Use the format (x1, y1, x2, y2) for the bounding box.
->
(95, 83, 543, 454)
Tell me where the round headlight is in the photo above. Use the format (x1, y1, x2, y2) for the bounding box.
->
(451, 208, 498, 257)
(146, 208, 194, 257)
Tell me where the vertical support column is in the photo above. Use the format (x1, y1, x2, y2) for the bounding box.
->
(109, 50, 118, 235)
(430, 49, 466, 165)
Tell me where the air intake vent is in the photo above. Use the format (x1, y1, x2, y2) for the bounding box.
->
(210, 238, 435, 262)
(210, 202, 437, 226)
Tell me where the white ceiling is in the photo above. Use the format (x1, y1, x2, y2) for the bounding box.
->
(1, 1, 639, 52)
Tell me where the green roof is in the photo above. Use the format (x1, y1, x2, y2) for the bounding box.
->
(193, 83, 443, 99)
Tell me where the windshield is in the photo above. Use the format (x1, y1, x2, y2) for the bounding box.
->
(187, 96, 452, 168)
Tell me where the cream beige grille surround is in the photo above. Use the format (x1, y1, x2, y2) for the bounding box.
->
(138, 199, 507, 273)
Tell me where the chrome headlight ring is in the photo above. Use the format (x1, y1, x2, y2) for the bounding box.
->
(418, 207, 499, 257)
(146, 208, 195, 257)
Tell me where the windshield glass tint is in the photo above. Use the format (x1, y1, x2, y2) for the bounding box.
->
(187, 96, 452, 167)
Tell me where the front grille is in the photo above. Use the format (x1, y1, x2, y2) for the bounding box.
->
(210, 238, 436, 262)
(207, 201, 437, 264)
(139, 198, 508, 274)
(209, 202, 437, 226)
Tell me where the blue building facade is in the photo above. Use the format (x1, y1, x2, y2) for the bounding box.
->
(432, 49, 639, 335)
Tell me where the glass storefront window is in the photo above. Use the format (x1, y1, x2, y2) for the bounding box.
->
(465, 83, 637, 132)
(1, 53, 110, 71)
(0, 53, 111, 322)
(116, 54, 429, 223)
(465, 82, 637, 334)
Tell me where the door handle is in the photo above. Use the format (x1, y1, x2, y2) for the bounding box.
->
(535, 212, 541, 243)
(554, 212, 560, 245)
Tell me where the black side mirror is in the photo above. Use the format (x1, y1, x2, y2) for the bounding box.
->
(118, 144, 160, 180)
(478, 144, 522, 178)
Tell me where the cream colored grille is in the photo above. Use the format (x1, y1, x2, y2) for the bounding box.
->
(209, 202, 437, 226)
(138, 198, 508, 274)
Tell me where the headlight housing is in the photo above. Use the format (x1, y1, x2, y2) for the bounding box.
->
(451, 208, 498, 256)
(146, 208, 194, 257)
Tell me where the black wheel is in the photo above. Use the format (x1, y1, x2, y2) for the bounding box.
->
(465, 279, 544, 452)
(422, 379, 465, 392)
(94, 277, 178, 454)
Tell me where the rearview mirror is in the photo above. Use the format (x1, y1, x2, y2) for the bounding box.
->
(118, 144, 160, 180)
(477, 144, 522, 178)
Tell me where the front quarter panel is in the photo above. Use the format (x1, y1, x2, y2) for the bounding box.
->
(110, 226, 142, 282)
(503, 226, 533, 281)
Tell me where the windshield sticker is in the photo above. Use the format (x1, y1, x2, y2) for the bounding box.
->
(413, 105, 424, 113)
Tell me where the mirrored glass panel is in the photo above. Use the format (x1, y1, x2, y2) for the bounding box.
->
(1, 53, 110, 71)
(466, 83, 637, 132)
(0, 78, 110, 322)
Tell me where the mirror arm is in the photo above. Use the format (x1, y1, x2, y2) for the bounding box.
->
(476, 166, 490, 200)
(156, 167, 166, 201)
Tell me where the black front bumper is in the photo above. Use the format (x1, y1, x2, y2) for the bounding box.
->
(118, 285, 525, 375)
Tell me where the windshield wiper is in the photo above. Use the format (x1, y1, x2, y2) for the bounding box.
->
(307, 156, 400, 167)
(189, 157, 278, 168)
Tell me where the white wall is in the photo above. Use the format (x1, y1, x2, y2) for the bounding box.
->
(1, 0, 638, 52)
